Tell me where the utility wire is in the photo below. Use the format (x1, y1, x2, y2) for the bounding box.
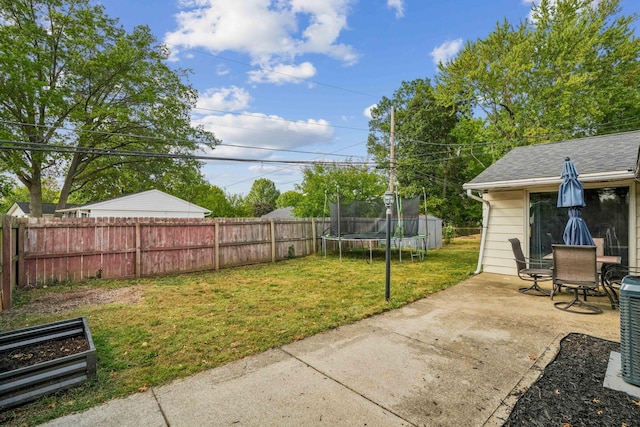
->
(223, 140, 370, 189)
(0, 139, 375, 167)
(190, 110, 369, 132)
(163, 43, 381, 99)
(0, 119, 361, 158)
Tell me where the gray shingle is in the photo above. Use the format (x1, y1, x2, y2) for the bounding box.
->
(465, 130, 640, 186)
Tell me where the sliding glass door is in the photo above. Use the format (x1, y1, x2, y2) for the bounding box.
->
(529, 187, 629, 265)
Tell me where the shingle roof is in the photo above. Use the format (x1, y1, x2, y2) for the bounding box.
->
(15, 202, 59, 215)
(464, 130, 640, 189)
(261, 207, 294, 219)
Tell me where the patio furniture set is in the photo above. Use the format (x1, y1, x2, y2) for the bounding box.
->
(509, 237, 625, 314)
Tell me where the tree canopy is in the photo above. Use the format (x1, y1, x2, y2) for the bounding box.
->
(276, 191, 303, 210)
(0, 0, 218, 216)
(245, 178, 280, 217)
(436, 0, 640, 145)
(366, 78, 482, 224)
(367, 0, 640, 226)
(293, 163, 387, 218)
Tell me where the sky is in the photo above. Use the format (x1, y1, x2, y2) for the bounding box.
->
(98, 0, 640, 197)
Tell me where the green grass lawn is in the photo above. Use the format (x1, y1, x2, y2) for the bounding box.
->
(0, 237, 479, 426)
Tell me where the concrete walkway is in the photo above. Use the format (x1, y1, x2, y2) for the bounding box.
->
(42, 273, 621, 427)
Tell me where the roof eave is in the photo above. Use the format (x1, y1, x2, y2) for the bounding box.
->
(463, 170, 635, 191)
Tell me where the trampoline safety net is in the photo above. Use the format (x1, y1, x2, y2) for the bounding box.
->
(328, 196, 420, 238)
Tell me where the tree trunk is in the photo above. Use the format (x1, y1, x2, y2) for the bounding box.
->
(28, 170, 43, 218)
(55, 153, 82, 217)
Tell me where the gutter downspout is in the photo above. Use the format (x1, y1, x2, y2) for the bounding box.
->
(466, 189, 491, 275)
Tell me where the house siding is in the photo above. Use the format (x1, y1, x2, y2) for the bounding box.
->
(478, 181, 638, 276)
(481, 190, 526, 275)
(635, 182, 640, 268)
(89, 209, 206, 218)
(57, 190, 210, 218)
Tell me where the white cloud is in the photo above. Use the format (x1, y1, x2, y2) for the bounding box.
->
(196, 86, 252, 112)
(216, 64, 230, 76)
(430, 38, 463, 65)
(363, 103, 376, 119)
(247, 61, 317, 85)
(387, 0, 404, 18)
(194, 112, 334, 160)
(165, 0, 358, 84)
(524, 0, 600, 23)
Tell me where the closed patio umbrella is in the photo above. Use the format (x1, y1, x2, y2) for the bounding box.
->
(558, 157, 595, 246)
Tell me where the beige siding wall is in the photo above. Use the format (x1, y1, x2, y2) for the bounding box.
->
(635, 182, 640, 268)
(480, 190, 526, 275)
(477, 181, 638, 276)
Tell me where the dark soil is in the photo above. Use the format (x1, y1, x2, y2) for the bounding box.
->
(504, 333, 640, 427)
(0, 336, 89, 371)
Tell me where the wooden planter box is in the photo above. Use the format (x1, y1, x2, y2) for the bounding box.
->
(0, 317, 96, 409)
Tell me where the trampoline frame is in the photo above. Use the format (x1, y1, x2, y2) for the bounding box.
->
(321, 233, 427, 262)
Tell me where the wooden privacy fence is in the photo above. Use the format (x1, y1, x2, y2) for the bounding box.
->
(0, 216, 318, 310)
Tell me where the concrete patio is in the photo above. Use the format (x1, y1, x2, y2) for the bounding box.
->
(42, 272, 622, 426)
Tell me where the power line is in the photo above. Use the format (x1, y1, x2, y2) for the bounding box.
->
(190, 109, 369, 132)
(223, 140, 370, 189)
(0, 139, 375, 167)
(0, 119, 363, 158)
(163, 43, 381, 99)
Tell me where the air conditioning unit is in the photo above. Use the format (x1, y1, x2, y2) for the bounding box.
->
(620, 275, 640, 386)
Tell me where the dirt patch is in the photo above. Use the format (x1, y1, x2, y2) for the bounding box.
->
(0, 336, 89, 371)
(10, 287, 143, 315)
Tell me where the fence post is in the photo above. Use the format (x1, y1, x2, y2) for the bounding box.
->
(311, 218, 317, 254)
(214, 221, 219, 270)
(135, 222, 141, 278)
(270, 219, 276, 263)
(2, 215, 12, 309)
(17, 221, 25, 288)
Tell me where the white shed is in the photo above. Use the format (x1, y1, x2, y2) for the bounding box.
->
(55, 189, 211, 218)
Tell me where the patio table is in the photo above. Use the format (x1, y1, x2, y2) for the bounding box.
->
(543, 253, 621, 266)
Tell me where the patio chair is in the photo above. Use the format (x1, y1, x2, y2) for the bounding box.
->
(508, 238, 553, 296)
(550, 244, 601, 314)
(603, 265, 640, 309)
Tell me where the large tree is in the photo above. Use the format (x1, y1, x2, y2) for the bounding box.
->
(0, 0, 218, 217)
(276, 190, 303, 210)
(366, 78, 481, 224)
(367, 78, 460, 197)
(436, 0, 640, 147)
(0, 177, 59, 213)
(245, 178, 280, 217)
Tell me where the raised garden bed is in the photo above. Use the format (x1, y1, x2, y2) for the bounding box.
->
(0, 317, 96, 409)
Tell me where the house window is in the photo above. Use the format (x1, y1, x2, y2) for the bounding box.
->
(529, 187, 629, 266)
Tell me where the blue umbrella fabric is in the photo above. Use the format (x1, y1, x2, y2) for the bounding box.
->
(557, 157, 595, 246)
(563, 206, 595, 245)
(558, 158, 586, 208)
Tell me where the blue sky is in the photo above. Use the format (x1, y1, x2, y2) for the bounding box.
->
(99, 0, 640, 197)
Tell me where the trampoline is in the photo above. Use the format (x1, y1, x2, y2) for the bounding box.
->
(321, 193, 427, 262)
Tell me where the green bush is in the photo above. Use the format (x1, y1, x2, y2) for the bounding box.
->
(443, 225, 456, 244)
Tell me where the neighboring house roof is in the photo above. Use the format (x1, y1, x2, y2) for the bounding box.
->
(7, 202, 61, 216)
(464, 130, 640, 191)
(55, 189, 211, 217)
(261, 207, 295, 219)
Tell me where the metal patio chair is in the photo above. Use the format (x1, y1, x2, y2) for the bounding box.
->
(508, 238, 553, 296)
(550, 244, 601, 314)
(603, 265, 640, 309)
